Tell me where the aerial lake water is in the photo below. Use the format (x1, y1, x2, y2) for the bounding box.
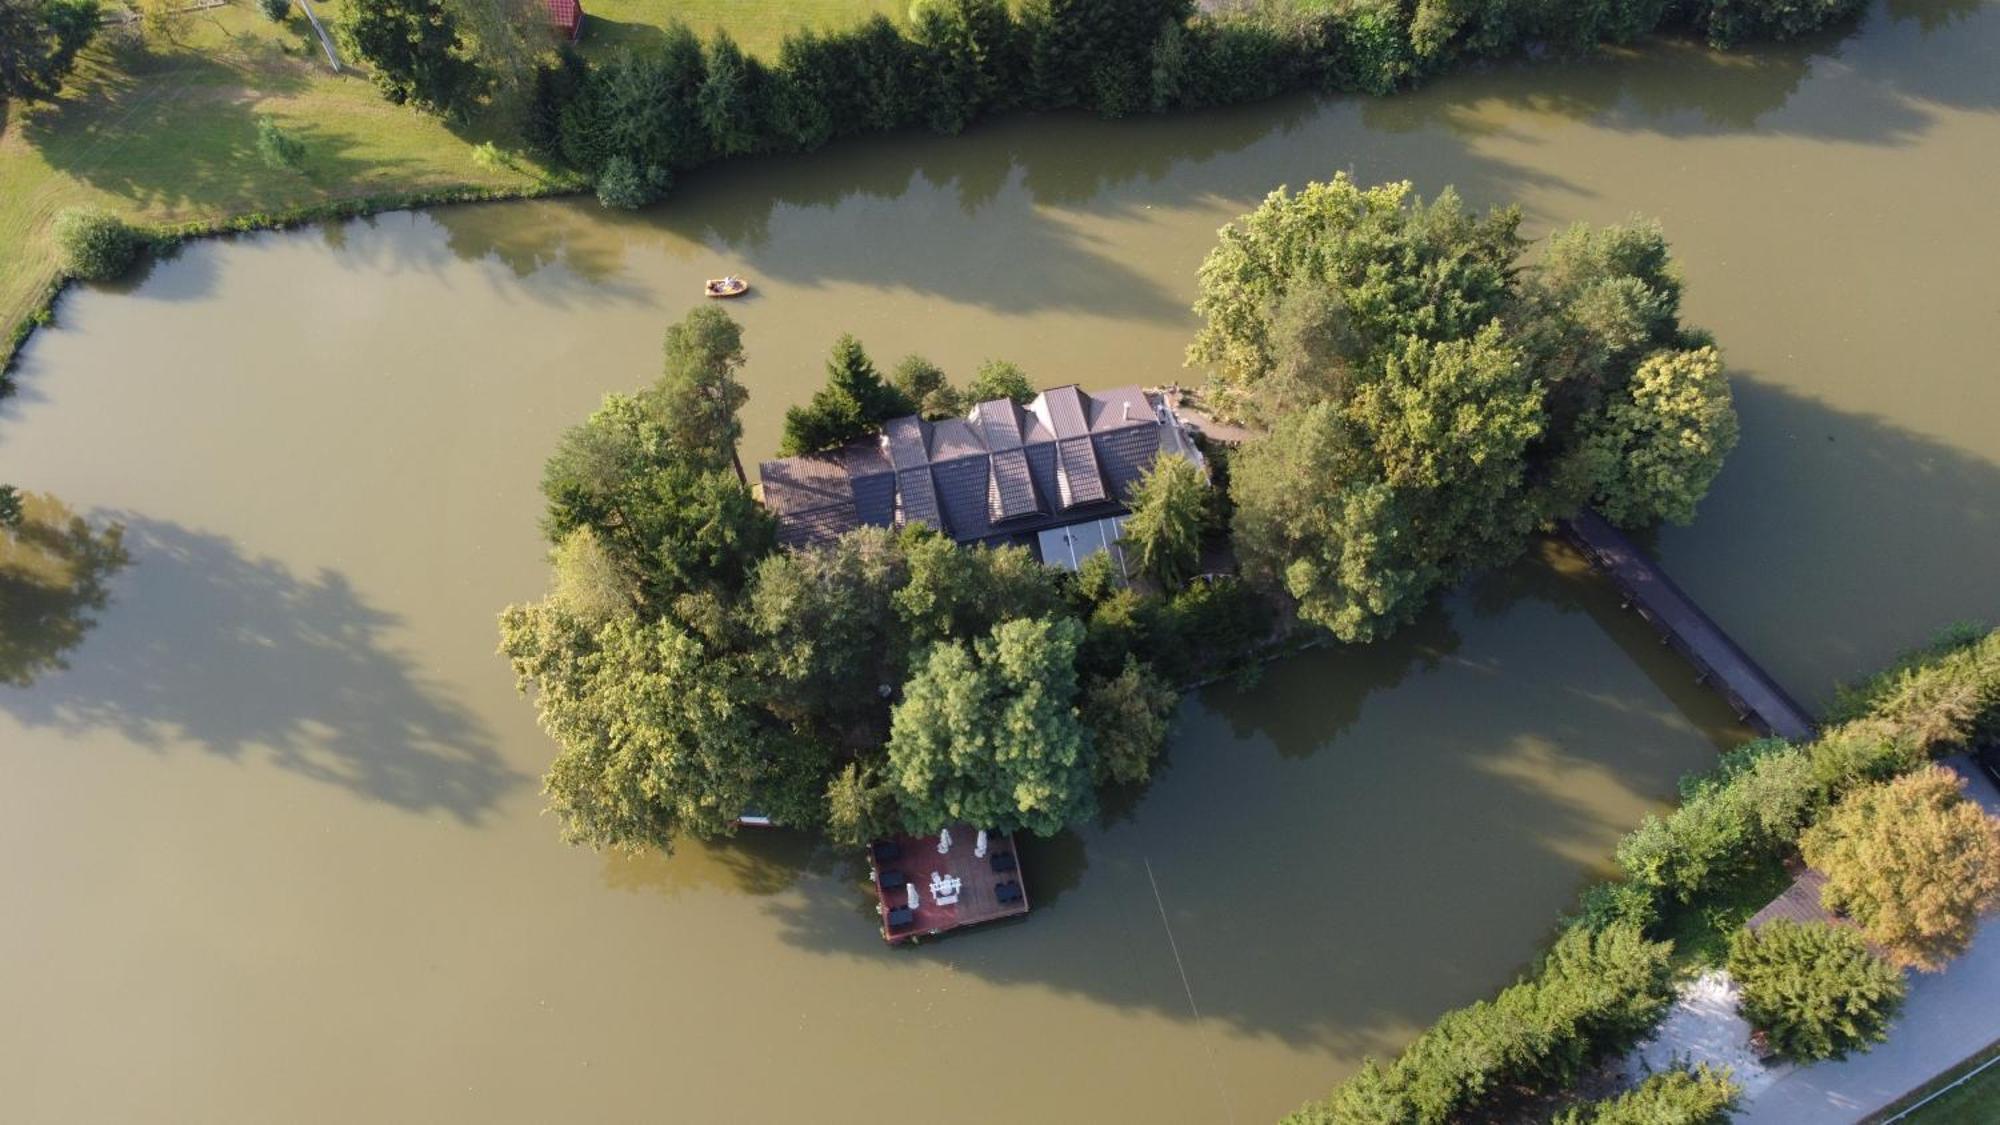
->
(2, 1, 1997, 1119)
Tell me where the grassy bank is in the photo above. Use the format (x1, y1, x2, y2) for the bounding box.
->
(0, 2, 567, 376)
(576, 0, 900, 59)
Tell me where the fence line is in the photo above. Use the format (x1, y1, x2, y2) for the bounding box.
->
(1878, 1045, 2000, 1123)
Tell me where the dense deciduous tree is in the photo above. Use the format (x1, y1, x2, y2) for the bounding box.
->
(1576, 346, 1738, 526)
(1197, 177, 1738, 640)
(1615, 738, 1820, 903)
(1120, 452, 1209, 589)
(339, 0, 485, 116)
(825, 762, 900, 846)
(887, 616, 1096, 836)
(0, 0, 97, 104)
(894, 529, 1065, 649)
(1189, 176, 1521, 419)
(51, 207, 142, 281)
(1082, 657, 1178, 784)
(540, 310, 770, 603)
(1801, 765, 2000, 971)
(742, 527, 909, 734)
(547, 525, 635, 627)
(1727, 919, 1905, 1060)
(1230, 325, 1542, 640)
(963, 358, 1034, 405)
(890, 354, 963, 420)
(499, 605, 825, 850)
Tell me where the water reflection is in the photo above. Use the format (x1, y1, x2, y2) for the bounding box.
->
(0, 491, 129, 687)
(1364, 0, 1999, 144)
(1201, 605, 1462, 755)
(0, 515, 523, 821)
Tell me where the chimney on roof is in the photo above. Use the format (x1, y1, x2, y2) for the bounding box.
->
(1122, 401, 1131, 422)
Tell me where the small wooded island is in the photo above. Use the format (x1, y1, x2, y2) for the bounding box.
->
(500, 174, 1739, 888)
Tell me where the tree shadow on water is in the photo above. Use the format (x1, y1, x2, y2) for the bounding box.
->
(600, 828, 840, 900)
(1361, 0, 2000, 146)
(0, 514, 524, 823)
(1649, 375, 2000, 704)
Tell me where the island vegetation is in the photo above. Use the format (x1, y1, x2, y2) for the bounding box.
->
(498, 177, 1737, 857)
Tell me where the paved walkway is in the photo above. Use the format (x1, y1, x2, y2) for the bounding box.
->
(1739, 912, 2000, 1123)
(1738, 758, 2000, 1124)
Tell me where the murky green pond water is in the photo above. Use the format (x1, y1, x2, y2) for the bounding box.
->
(2, 2, 1996, 1119)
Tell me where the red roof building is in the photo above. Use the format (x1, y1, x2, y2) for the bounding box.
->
(543, 0, 582, 41)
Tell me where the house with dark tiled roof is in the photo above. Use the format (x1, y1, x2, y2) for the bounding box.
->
(757, 385, 1204, 571)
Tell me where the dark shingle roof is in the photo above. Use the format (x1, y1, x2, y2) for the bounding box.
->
(759, 385, 1199, 549)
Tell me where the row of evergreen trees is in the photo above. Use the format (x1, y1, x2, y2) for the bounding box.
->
(523, 0, 1867, 208)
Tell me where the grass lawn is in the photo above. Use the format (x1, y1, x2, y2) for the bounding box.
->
(0, 0, 890, 371)
(1656, 852, 1799, 970)
(1870, 1039, 2000, 1124)
(579, 0, 902, 60)
(0, 5, 551, 366)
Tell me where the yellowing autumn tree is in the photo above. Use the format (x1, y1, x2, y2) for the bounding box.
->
(1801, 765, 2000, 971)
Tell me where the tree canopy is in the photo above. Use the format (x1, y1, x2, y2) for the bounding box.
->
(963, 358, 1035, 405)
(504, 310, 1246, 852)
(338, 0, 485, 116)
(1195, 175, 1736, 641)
(886, 616, 1097, 836)
(1727, 919, 1905, 1061)
(779, 334, 915, 455)
(0, 0, 97, 105)
(1801, 765, 2000, 971)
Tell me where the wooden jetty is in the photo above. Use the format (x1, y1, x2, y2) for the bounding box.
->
(868, 826, 1029, 944)
(1563, 509, 1816, 743)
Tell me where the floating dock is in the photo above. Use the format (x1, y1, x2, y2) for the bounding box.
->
(868, 826, 1029, 944)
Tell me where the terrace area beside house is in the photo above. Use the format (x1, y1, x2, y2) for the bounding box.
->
(757, 384, 1202, 568)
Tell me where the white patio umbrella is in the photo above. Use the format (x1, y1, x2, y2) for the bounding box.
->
(937, 827, 952, 854)
(906, 883, 918, 910)
(975, 829, 988, 858)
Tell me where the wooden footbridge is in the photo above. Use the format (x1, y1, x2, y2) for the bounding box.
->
(1563, 509, 1816, 743)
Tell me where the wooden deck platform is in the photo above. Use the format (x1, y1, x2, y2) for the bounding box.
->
(868, 826, 1029, 944)
(1563, 510, 1816, 743)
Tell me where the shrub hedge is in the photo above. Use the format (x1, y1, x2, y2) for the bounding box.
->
(52, 207, 144, 282)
